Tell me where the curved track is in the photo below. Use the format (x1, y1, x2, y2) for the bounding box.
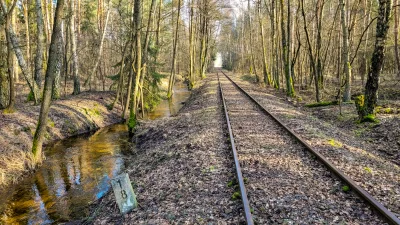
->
(218, 71, 400, 225)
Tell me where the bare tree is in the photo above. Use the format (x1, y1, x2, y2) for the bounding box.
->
(32, 0, 65, 162)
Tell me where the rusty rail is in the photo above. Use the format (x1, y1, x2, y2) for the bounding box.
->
(219, 70, 400, 225)
(218, 73, 254, 225)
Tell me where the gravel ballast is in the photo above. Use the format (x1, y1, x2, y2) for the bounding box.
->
(219, 74, 386, 224)
(224, 71, 400, 220)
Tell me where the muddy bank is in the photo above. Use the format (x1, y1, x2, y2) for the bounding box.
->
(85, 75, 243, 224)
(0, 91, 122, 188)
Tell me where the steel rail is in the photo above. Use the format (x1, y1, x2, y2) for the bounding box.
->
(220, 70, 400, 225)
(218, 73, 254, 225)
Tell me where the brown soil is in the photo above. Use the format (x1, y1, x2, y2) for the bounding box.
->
(82, 75, 243, 224)
(0, 91, 122, 188)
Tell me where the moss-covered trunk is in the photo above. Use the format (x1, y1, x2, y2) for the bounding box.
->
(357, 0, 392, 120)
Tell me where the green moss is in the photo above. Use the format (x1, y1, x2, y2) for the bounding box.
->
(355, 95, 364, 107)
(327, 139, 343, 148)
(128, 116, 136, 131)
(27, 91, 35, 102)
(364, 167, 372, 173)
(305, 101, 338, 108)
(48, 119, 55, 128)
(231, 191, 241, 200)
(209, 165, 215, 172)
(359, 114, 379, 123)
(2, 108, 15, 114)
(106, 104, 113, 110)
(227, 180, 236, 187)
(342, 185, 350, 192)
(384, 108, 394, 114)
(375, 106, 383, 113)
(296, 96, 303, 102)
(84, 107, 101, 117)
(240, 74, 257, 83)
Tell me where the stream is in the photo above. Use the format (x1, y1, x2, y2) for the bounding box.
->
(0, 83, 191, 224)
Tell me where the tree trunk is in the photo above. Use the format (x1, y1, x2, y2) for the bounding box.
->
(340, 0, 352, 102)
(32, 0, 65, 163)
(167, 0, 181, 99)
(0, 32, 10, 109)
(1, 0, 40, 104)
(394, 0, 400, 77)
(128, 0, 143, 133)
(357, 0, 392, 119)
(70, 0, 80, 95)
(23, 0, 32, 80)
(258, 0, 271, 85)
(111, 42, 129, 110)
(300, 0, 320, 102)
(85, 3, 111, 88)
(35, 0, 45, 89)
(189, 0, 195, 89)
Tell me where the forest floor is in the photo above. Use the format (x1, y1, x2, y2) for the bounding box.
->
(84, 72, 399, 224)
(0, 85, 123, 189)
(84, 74, 245, 224)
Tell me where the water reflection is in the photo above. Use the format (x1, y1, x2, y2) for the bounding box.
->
(0, 124, 129, 224)
(0, 83, 191, 224)
(145, 82, 191, 120)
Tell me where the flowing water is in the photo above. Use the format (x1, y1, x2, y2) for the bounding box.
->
(0, 83, 190, 224)
(145, 82, 191, 120)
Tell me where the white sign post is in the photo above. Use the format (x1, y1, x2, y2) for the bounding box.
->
(111, 173, 138, 214)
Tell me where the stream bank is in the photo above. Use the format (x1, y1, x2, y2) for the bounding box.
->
(0, 81, 192, 224)
(0, 91, 123, 188)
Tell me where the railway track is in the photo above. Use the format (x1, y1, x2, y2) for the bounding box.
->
(217, 71, 400, 225)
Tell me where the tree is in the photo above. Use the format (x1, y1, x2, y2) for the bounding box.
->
(340, 0, 352, 102)
(85, 0, 111, 89)
(258, 0, 271, 85)
(128, 0, 142, 133)
(70, 0, 80, 95)
(394, 0, 400, 77)
(356, 0, 392, 120)
(0, 0, 40, 104)
(167, 0, 182, 99)
(32, 0, 65, 162)
(188, 0, 195, 89)
(35, 0, 45, 89)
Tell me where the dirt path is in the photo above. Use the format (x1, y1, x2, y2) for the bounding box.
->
(87, 75, 243, 224)
(0, 91, 122, 188)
